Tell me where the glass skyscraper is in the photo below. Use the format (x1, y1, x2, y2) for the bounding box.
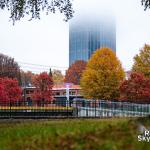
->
(69, 15, 116, 65)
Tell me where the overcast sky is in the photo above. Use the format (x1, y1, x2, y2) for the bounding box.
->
(0, 0, 150, 74)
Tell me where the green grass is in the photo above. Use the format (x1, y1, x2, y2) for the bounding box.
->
(137, 117, 150, 128)
(0, 118, 149, 150)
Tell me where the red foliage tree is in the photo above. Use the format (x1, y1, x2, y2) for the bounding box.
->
(32, 72, 53, 104)
(65, 60, 87, 85)
(0, 79, 8, 102)
(120, 72, 150, 103)
(0, 77, 22, 105)
(4, 78, 22, 102)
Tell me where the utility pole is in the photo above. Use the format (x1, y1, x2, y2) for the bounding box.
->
(65, 83, 72, 106)
(66, 84, 70, 107)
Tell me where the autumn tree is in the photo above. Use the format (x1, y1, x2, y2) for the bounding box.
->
(132, 44, 150, 78)
(120, 72, 150, 103)
(65, 60, 87, 85)
(4, 78, 22, 102)
(52, 69, 64, 85)
(0, 0, 74, 24)
(32, 72, 53, 105)
(80, 47, 125, 100)
(0, 77, 22, 105)
(20, 70, 35, 86)
(0, 53, 21, 84)
(0, 78, 7, 102)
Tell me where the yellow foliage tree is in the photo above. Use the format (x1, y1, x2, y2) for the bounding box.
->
(80, 47, 125, 100)
(132, 44, 150, 78)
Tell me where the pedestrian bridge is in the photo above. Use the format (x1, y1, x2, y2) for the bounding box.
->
(72, 99, 150, 117)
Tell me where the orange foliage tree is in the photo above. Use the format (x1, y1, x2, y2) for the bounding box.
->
(52, 69, 64, 85)
(80, 47, 125, 100)
(65, 60, 87, 85)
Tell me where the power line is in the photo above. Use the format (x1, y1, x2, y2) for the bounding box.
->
(0, 67, 67, 75)
(18, 61, 68, 74)
(18, 61, 68, 69)
(20, 65, 67, 71)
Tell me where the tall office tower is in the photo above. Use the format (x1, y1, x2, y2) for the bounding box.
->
(69, 15, 116, 66)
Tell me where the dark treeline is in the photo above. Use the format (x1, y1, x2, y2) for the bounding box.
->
(0, 53, 21, 84)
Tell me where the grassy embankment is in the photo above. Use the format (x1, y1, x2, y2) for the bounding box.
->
(0, 118, 149, 150)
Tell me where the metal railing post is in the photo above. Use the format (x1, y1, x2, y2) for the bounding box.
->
(95, 100, 96, 117)
(9, 98, 11, 119)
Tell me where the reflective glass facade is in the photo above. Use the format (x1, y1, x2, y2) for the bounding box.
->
(69, 17, 116, 65)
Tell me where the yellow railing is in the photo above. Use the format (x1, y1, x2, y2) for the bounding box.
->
(0, 106, 73, 110)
